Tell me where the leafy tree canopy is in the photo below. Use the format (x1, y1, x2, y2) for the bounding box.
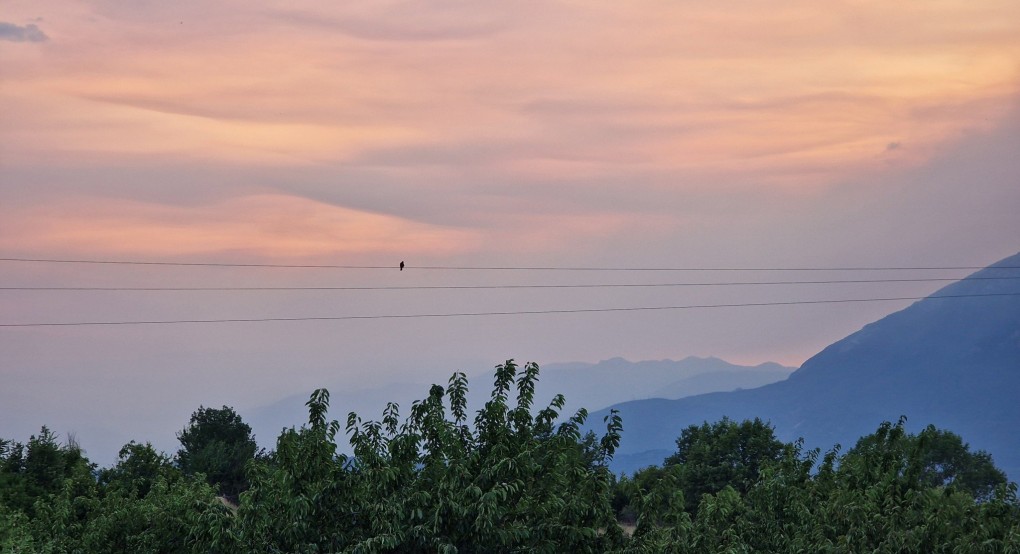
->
(176, 405, 258, 501)
(3, 363, 1019, 553)
(664, 416, 789, 514)
(844, 418, 1008, 501)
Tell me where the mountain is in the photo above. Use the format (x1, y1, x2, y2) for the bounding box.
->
(651, 363, 792, 399)
(246, 357, 794, 452)
(592, 252, 1020, 478)
(526, 357, 794, 415)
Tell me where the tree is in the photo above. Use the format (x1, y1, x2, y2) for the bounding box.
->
(0, 427, 94, 517)
(664, 417, 789, 514)
(176, 406, 257, 501)
(844, 419, 1007, 501)
(625, 418, 1020, 552)
(4, 377, 1019, 552)
(100, 441, 177, 498)
(232, 359, 627, 553)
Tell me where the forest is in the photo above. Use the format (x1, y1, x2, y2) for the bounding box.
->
(2, 360, 1018, 553)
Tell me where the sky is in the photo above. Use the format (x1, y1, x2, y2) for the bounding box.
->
(2, 1, 1019, 464)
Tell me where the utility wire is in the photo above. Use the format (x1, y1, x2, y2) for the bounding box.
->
(2, 276, 1019, 292)
(2, 257, 1018, 272)
(1, 292, 1016, 328)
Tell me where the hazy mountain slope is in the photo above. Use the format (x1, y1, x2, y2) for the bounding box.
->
(652, 365, 793, 399)
(523, 357, 794, 414)
(594, 252, 1020, 477)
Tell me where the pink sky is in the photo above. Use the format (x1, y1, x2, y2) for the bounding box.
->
(2, 1, 1019, 463)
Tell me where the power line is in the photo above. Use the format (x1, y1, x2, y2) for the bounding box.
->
(2, 257, 1018, 272)
(0, 257, 392, 270)
(1, 292, 1015, 328)
(2, 276, 1018, 292)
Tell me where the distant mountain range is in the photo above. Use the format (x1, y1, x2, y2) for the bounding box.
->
(247, 356, 794, 451)
(592, 252, 1020, 478)
(522, 357, 793, 415)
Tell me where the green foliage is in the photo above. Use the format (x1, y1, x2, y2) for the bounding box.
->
(0, 428, 231, 553)
(99, 441, 176, 498)
(232, 359, 626, 552)
(621, 417, 1020, 553)
(176, 405, 258, 501)
(664, 416, 788, 515)
(227, 388, 354, 552)
(0, 508, 36, 553)
(844, 419, 1007, 501)
(28, 469, 228, 553)
(3, 363, 1019, 553)
(0, 427, 94, 517)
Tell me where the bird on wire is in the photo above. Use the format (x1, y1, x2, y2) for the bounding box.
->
(400, 261, 404, 271)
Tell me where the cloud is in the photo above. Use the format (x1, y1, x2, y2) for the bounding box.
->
(276, 9, 506, 42)
(270, 1, 523, 43)
(0, 194, 482, 259)
(0, 21, 48, 42)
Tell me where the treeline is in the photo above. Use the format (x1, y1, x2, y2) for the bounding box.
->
(1, 360, 1018, 552)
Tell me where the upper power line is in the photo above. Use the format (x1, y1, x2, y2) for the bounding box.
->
(1, 256, 1018, 272)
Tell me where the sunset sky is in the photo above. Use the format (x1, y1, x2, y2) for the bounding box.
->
(2, 1, 1019, 463)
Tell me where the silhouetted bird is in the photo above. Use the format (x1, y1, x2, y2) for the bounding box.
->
(400, 261, 404, 271)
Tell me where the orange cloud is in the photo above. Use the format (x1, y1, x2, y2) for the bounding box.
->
(1, 0, 1018, 247)
(0, 194, 482, 259)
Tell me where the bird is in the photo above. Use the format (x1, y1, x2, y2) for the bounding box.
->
(399, 261, 404, 271)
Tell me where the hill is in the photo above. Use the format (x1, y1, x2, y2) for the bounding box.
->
(528, 357, 793, 415)
(593, 252, 1020, 477)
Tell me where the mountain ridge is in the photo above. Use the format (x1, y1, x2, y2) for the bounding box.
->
(592, 252, 1020, 478)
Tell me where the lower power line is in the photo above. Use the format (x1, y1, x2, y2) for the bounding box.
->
(1, 292, 1016, 328)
